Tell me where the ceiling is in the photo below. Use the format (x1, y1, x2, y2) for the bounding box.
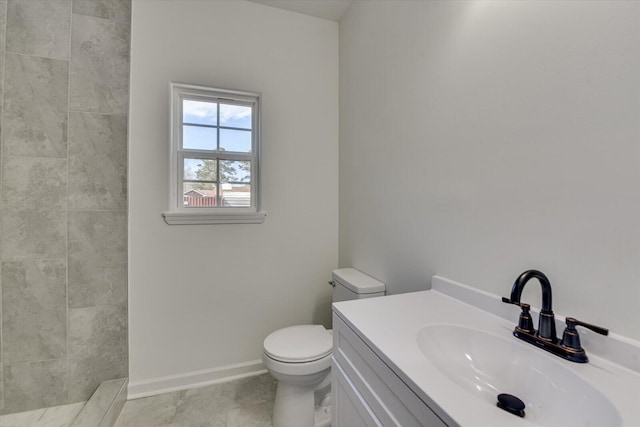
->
(248, 0, 352, 22)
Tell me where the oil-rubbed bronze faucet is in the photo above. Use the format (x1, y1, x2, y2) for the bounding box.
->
(506, 270, 557, 342)
(502, 270, 608, 363)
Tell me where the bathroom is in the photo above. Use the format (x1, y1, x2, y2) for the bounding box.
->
(0, 0, 638, 425)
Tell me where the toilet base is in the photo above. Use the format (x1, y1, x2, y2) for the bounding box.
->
(272, 382, 331, 427)
(314, 396, 331, 427)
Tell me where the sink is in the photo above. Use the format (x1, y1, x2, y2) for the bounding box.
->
(417, 324, 622, 426)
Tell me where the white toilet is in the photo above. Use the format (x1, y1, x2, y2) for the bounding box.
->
(263, 268, 385, 427)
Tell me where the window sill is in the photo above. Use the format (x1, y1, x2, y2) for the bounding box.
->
(162, 211, 267, 225)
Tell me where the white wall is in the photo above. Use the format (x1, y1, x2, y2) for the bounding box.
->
(340, 1, 640, 340)
(129, 0, 338, 394)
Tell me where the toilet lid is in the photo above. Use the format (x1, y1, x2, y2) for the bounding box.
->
(264, 325, 332, 363)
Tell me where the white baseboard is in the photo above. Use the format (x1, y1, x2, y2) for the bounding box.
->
(127, 360, 267, 399)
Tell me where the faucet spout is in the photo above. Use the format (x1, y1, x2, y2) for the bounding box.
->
(508, 269, 557, 342)
(510, 270, 553, 313)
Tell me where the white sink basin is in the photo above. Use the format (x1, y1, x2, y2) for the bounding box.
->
(417, 324, 622, 426)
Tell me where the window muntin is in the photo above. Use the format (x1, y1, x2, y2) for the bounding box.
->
(169, 83, 261, 218)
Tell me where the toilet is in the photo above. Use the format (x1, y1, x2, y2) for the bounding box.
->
(263, 268, 385, 427)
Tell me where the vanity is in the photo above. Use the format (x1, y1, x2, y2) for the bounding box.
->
(333, 312, 447, 426)
(331, 275, 640, 426)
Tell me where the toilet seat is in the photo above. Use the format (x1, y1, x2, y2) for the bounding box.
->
(263, 351, 332, 378)
(264, 325, 332, 363)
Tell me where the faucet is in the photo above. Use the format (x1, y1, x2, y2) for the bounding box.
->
(507, 270, 557, 342)
(503, 269, 608, 363)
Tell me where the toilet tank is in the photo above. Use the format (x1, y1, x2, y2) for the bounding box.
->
(331, 268, 385, 303)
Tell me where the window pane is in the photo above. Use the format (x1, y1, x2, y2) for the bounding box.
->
(220, 129, 251, 152)
(183, 182, 217, 207)
(184, 158, 217, 181)
(183, 125, 217, 150)
(220, 160, 250, 183)
(220, 104, 252, 129)
(221, 183, 251, 207)
(183, 100, 217, 125)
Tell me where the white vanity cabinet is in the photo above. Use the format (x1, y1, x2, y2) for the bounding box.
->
(332, 313, 447, 427)
(331, 282, 640, 427)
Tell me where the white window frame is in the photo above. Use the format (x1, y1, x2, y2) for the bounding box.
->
(162, 83, 266, 225)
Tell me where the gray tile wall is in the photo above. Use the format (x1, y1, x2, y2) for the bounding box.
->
(0, 0, 130, 414)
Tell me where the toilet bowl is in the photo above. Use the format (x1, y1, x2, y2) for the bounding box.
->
(263, 325, 333, 427)
(263, 269, 386, 427)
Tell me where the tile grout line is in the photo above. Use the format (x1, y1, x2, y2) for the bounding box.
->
(68, 109, 128, 117)
(66, 0, 73, 409)
(0, 0, 8, 415)
(3, 49, 69, 62)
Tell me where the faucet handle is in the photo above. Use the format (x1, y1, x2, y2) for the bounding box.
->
(502, 298, 535, 333)
(561, 317, 608, 351)
(565, 317, 608, 336)
(501, 297, 521, 306)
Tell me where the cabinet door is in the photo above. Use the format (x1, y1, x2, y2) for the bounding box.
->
(333, 362, 384, 427)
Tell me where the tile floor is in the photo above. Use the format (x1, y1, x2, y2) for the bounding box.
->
(114, 374, 277, 427)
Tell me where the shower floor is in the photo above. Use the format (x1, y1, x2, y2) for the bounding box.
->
(0, 377, 126, 427)
(115, 373, 277, 427)
(0, 402, 86, 427)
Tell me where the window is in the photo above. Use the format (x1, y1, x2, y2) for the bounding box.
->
(162, 83, 266, 225)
